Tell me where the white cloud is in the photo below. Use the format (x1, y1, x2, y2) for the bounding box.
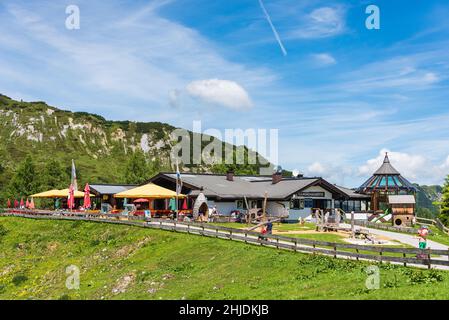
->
(305, 161, 355, 186)
(312, 53, 336, 66)
(0, 0, 271, 121)
(290, 6, 346, 39)
(307, 162, 325, 175)
(168, 89, 182, 109)
(186, 79, 253, 110)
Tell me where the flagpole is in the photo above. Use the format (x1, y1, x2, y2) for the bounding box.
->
(176, 161, 179, 221)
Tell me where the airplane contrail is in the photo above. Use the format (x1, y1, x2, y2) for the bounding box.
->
(258, 0, 287, 56)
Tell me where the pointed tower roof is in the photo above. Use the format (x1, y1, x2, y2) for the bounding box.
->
(373, 153, 400, 175)
(356, 152, 417, 194)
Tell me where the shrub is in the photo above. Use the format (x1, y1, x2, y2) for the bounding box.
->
(12, 274, 28, 286)
(0, 224, 8, 238)
(406, 269, 444, 285)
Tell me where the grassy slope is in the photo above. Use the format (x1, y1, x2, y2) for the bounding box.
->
(0, 217, 448, 300)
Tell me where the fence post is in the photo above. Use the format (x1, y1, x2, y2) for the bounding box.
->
(403, 253, 407, 267)
(333, 245, 337, 258)
(427, 248, 431, 269)
(356, 248, 359, 261)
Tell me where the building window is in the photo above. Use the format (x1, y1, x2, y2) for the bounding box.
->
(304, 199, 313, 208)
(236, 200, 245, 209)
(290, 199, 304, 210)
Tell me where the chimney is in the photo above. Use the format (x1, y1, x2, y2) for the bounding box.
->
(272, 172, 282, 184)
(226, 170, 234, 182)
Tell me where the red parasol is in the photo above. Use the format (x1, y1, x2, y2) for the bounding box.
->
(133, 198, 150, 203)
(25, 198, 30, 208)
(14, 199, 19, 208)
(29, 198, 35, 210)
(68, 184, 75, 210)
(7, 199, 11, 208)
(181, 198, 188, 210)
(20, 198, 24, 208)
(83, 183, 91, 209)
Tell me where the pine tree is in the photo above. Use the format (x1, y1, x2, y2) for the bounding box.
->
(8, 155, 39, 198)
(123, 150, 151, 184)
(439, 175, 449, 225)
(41, 159, 70, 190)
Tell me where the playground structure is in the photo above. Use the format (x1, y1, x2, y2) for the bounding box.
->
(313, 208, 389, 245)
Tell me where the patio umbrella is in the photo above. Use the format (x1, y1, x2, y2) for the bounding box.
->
(83, 183, 91, 209)
(7, 199, 11, 208)
(29, 198, 35, 210)
(133, 198, 150, 203)
(25, 198, 30, 208)
(181, 198, 188, 210)
(68, 184, 75, 210)
(20, 198, 24, 208)
(168, 197, 176, 211)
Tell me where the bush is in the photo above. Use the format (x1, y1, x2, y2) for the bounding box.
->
(90, 239, 100, 246)
(12, 274, 28, 286)
(0, 224, 8, 237)
(406, 269, 444, 285)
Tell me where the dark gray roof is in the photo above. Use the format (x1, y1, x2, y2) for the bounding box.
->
(374, 153, 400, 175)
(334, 185, 370, 199)
(356, 153, 417, 193)
(155, 173, 350, 200)
(90, 184, 138, 195)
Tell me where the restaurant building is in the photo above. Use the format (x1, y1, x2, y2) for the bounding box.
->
(149, 171, 370, 221)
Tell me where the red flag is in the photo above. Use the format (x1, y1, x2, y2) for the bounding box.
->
(20, 198, 24, 208)
(25, 198, 30, 208)
(83, 183, 91, 209)
(14, 199, 19, 208)
(29, 198, 35, 210)
(68, 184, 75, 210)
(7, 199, 11, 208)
(182, 198, 188, 210)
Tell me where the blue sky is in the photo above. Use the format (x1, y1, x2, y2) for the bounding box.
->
(1, 0, 449, 186)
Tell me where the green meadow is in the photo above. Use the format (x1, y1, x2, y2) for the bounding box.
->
(0, 217, 448, 300)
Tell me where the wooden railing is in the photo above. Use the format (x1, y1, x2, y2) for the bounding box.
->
(2, 209, 449, 269)
(353, 220, 419, 234)
(416, 216, 449, 235)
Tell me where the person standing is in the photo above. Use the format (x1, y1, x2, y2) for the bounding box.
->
(266, 219, 273, 235)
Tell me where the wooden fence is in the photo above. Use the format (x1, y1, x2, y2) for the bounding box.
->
(2, 209, 449, 270)
(416, 217, 449, 235)
(353, 220, 419, 234)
